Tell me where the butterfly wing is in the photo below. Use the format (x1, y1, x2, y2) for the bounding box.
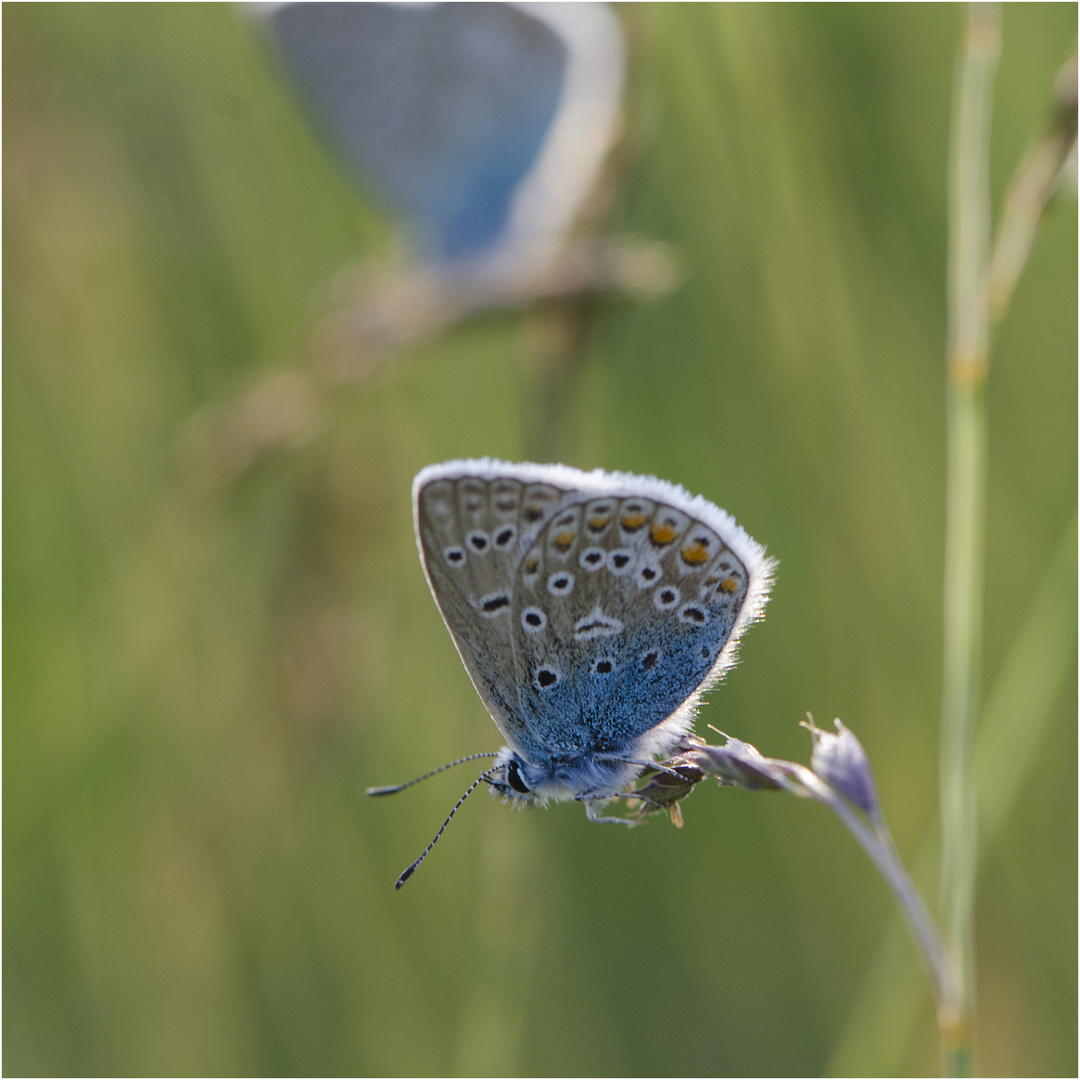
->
(262, 3, 568, 261)
(413, 466, 569, 760)
(414, 461, 774, 770)
(509, 490, 773, 761)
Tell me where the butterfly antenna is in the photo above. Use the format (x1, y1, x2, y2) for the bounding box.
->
(394, 772, 491, 890)
(366, 752, 498, 796)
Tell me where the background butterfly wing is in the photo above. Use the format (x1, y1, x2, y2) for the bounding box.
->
(264, 2, 568, 261)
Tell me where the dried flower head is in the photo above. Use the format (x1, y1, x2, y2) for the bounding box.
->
(689, 736, 785, 791)
(804, 717, 880, 817)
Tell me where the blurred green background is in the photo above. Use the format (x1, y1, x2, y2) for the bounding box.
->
(4, 4, 1076, 1076)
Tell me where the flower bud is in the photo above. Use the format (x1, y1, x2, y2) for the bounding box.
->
(690, 737, 783, 790)
(806, 718, 880, 816)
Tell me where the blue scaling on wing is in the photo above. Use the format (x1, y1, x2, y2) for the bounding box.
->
(262, 2, 568, 262)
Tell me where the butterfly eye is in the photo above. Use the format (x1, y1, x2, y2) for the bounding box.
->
(506, 759, 531, 795)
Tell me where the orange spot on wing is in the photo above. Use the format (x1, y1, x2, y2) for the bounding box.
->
(719, 577, 739, 593)
(621, 512, 648, 531)
(587, 515, 611, 532)
(552, 530, 575, 552)
(681, 543, 710, 565)
(650, 523, 679, 546)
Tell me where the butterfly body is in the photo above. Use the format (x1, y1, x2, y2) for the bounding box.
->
(413, 459, 775, 818)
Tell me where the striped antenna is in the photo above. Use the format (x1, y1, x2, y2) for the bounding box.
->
(394, 771, 493, 890)
(366, 752, 498, 796)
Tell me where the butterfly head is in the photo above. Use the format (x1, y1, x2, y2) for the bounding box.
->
(486, 745, 649, 808)
(485, 747, 549, 807)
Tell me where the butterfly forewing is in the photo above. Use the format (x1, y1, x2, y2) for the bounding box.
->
(414, 471, 571, 755)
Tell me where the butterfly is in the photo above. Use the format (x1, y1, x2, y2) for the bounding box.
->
(252, 2, 625, 269)
(371, 459, 774, 887)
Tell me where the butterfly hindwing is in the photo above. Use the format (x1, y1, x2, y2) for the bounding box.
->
(510, 494, 754, 759)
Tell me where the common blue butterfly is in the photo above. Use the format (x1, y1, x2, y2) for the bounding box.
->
(373, 460, 774, 886)
(253, 2, 625, 270)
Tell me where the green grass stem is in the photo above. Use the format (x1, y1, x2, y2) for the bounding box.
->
(828, 509, 1078, 1075)
(941, 5, 1000, 1072)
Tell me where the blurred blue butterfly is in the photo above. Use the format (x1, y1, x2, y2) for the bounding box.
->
(255, 2, 625, 268)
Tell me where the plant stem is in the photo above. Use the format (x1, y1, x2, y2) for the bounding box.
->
(987, 45, 1078, 326)
(941, 5, 1000, 1074)
(776, 764, 954, 1010)
(829, 36, 1074, 1079)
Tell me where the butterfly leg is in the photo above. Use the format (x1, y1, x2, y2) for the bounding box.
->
(583, 798, 643, 826)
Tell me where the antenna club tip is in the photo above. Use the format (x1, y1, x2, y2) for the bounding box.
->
(381, 767, 491, 890)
